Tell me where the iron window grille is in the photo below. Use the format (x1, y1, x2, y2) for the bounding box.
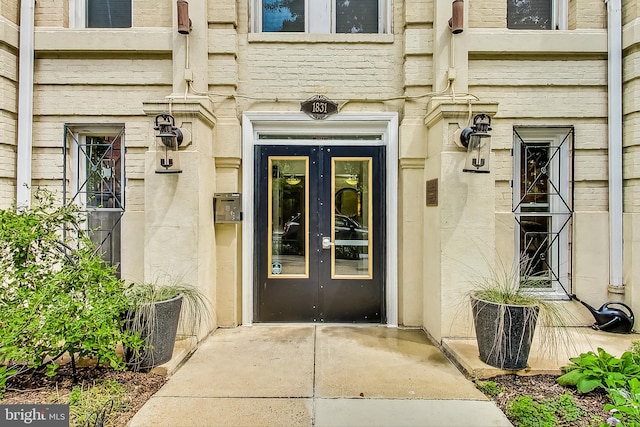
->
(512, 126, 574, 297)
(63, 125, 125, 277)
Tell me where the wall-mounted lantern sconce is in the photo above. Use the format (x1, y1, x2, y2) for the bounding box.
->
(460, 113, 492, 173)
(177, 0, 191, 34)
(154, 113, 183, 174)
(449, 0, 464, 34)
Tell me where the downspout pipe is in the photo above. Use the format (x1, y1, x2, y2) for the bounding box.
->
(16, 0, 36, 210)
(606, 0, 624, 289)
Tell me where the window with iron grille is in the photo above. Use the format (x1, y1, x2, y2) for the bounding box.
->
(512, 126, 573, 298)
(64, 125, 125, 277)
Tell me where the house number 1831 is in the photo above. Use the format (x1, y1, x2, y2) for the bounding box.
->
(312, 102, 328, 114)
(301, 95, 338, 120)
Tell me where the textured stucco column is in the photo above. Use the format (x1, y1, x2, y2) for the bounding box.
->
(423, 101, 499, 342)
(214, 157, 242, 326)
(143, 98, 217, 335)
(398, 122, 427, 327)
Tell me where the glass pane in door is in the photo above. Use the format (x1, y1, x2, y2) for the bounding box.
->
(332, 158, 372, 278)
(269, 157, 309, 277)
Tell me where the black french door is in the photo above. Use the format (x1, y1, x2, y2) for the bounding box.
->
(254, 145, 385, 322)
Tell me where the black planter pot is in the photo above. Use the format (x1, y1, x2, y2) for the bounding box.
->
(471, 295, 539, 370)
(125, 294, 183, 371)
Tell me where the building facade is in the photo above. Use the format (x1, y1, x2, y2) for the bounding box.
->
(1, 0, 638, 342)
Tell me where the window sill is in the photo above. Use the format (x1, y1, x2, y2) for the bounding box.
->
(34, 28, 173, 52)
(248, 33, 394, 44)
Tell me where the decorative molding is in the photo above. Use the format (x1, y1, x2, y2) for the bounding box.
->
(215, 157, 241, 169)
(143, 98, 216, 129)
(399, 158, 425, 169)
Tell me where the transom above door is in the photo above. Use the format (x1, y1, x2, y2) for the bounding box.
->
(254, 145, 385, 322)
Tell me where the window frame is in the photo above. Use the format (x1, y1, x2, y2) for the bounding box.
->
(507, 0, 568, 30)
(252, 0, 391, 34)
(512, 126, 574, 299)
(64, 124, 126, 276)
(70, 0, 133, 29)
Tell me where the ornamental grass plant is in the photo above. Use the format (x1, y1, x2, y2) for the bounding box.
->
(469, 253, 581, 367)
(123, 275, 214, 370)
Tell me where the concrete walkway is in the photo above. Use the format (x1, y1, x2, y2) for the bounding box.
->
(128, 326, 512, 427)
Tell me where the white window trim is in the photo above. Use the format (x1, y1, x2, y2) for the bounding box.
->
(556, 0, 568, 30)
(252, 0, 390, 33)
(512, 127, 572, 299)
(69, 0, 86, 29)
(241, 112, 399, 326)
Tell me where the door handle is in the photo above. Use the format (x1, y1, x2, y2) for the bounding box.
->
(322, 237, 334, 249)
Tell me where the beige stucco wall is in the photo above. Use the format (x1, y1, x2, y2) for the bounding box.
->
(34, 0, 68, 27)
(0, 4, 18, 208)
(1, 0, 19, 24)
(1, 0, 635, 337)
(624, 0, 639, 24)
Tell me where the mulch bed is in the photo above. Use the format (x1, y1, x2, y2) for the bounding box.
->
(484, 374, 612, 426)
(2, 365, 166, 427)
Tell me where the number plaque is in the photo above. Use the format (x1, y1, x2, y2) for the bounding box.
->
(300, 95, 338, 120)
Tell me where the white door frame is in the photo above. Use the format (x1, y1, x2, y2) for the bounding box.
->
(241, 112, 399, 326)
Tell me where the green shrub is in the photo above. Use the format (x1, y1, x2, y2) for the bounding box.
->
(0, 189, 142, 385)
(557, 348, 640, 393)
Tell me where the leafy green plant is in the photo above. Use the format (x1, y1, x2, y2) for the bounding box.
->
(0, 366, 17, 400)
(601, 377, 640, 427)
(69, 379, 129, 427)
(0, 189, 142, 381)
(475, 380, 504, 397)
(629, 340, 640, 365)
(506, 393, 584, 427)
(557, 348, 640, 393)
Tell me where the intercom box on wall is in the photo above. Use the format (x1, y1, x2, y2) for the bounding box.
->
(213, 193, 242, 223)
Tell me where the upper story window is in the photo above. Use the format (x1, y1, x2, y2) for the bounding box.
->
(88, 0, 131, 28)
(71, 0, 132, 28)
(255, 0, 389, 33)
(508, 0, 566, 29)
